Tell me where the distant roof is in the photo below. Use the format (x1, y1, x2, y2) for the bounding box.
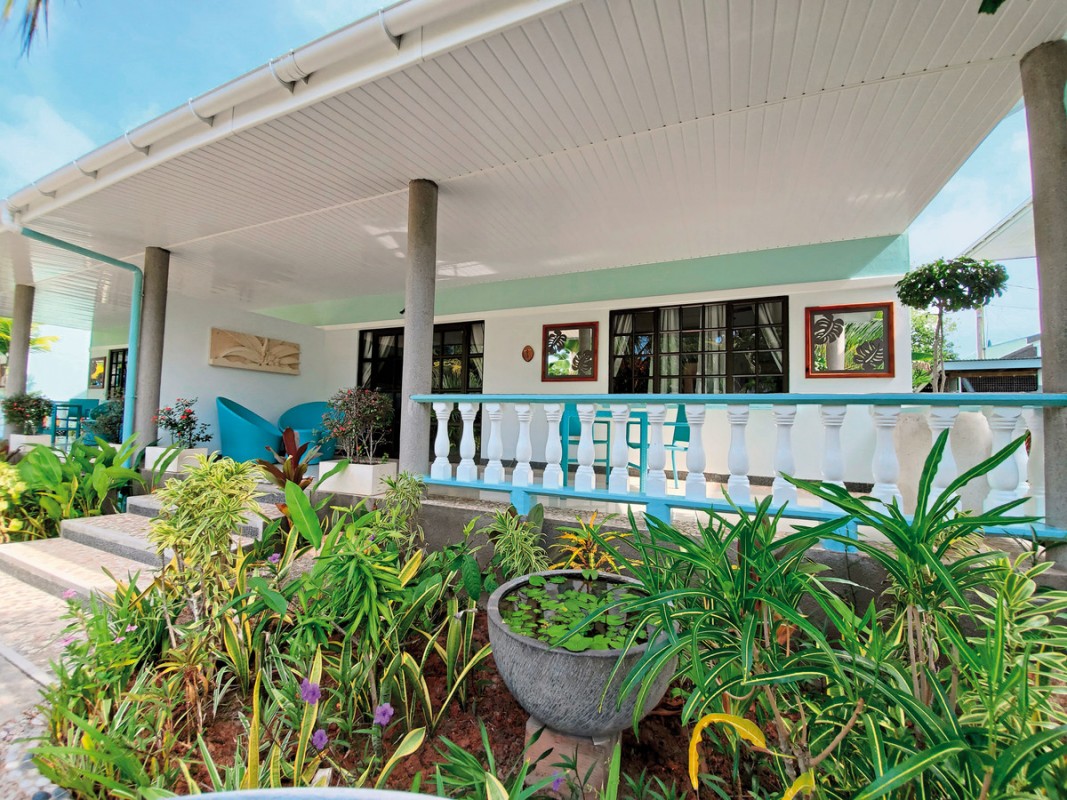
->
(961, 199, 1035, 261)
(986, 332, 1041, 359)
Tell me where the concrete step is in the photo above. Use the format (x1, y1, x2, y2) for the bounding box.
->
(126, 493, 285, 538)
(61, 513, 164, 566)
(0, 570, 71, 671)
(0, 538, 160, 601)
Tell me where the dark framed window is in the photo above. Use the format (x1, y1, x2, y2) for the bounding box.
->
(358, 322, 484, 456)
(609, 297, 788, 394)
(107, 348, 128, 399)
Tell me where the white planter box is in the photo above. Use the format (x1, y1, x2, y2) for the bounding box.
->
(317, 460, 398, 496)
(144, 446, 209, 471)
(9, 433, 51, 452)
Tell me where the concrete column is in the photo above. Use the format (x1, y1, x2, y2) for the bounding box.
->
(1021, 40, 1067, 564)
(4, 283, 35, 437)
(133, 247, 170, 447)
(398, 179, 438, 474)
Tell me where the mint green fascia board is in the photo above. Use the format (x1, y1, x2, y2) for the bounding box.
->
(266, 234, 908, 327)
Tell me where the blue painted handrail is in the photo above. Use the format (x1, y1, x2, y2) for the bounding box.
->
(413, 392, 1067, 408)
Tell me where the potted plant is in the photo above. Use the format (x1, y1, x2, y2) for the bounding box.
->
(2, 391, 53, 451)
(83, 398, 124, 446)
(146, 397, 211, 470)
(317, 388, 396, 496)
(487, 568, 674, 739)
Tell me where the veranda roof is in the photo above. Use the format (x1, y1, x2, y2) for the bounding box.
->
(2, 0, 1066, 329)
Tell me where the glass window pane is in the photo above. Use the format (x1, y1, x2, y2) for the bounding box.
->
(361, 333, 373, 359)
(707, 353, 725, 375)
(732, 328, 757, 351)
(706, 329, 726, 350)
(659, 332, 678, 352)
(633, 355, 652, 393)
(760, 327, 784, 350)
(441, 358, 463, 389)
(469, 323, 485, 354)
(379, 335, 399, 358)
(758, 302, 783, 324)
(757, 375, 784, 393)
(708, 377, 726, 394)
(731, 352, 756, 375)
(681, 306, 702, 330)
(634, 334, 653, 355)
(612, 313, 634, 336)
(613, 336, 631, 356)
(733, 376, 759, 393)
(659, 354, 679, 377)
(635, 311, 656, 334)
(681, 332, 701, 352)
(705, 304, 726, 328)
(732, 302, 756, 327)
(360, 363, 372, 386)
(659, 307, 681, 331)
(468, 358, 483, 390)
(758, 351, 784, 373)
(661, 376, 679, 394)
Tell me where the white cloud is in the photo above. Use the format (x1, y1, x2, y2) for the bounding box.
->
(0, 94, 95, 197)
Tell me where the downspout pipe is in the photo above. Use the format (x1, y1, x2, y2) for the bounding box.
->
(8, 225, 142, 445)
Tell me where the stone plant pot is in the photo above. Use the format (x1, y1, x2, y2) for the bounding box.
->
(488, 569, 675, 739)
(144, 446, 209, 471)
(8, 433, 51, 452)
(317, 459, 398, 496)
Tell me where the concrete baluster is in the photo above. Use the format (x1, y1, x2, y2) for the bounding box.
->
(820, 406, 848, 511)
(771, 405, 798, 507)
(512, 404, 533, 487)
(646, 404, 667, 497)
(456, 402, 479, 483)
(542, 404, 564, 489)
(871, 406, 903, 508)
(483, 403, 504, 484)
(1013, 415, 1030, 499)
(985, 406, 1023, 512)
(609, 404, 631, 495)
(726, 405, 751, 504)
(684, 404, 707, 501)
(1024, 407, 1045, 517)
(575, 404, 597, 492)
(927, 407, 960, 507)
(430, 401, 453, 480)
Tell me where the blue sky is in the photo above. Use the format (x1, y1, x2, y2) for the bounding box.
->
(0, 2, 1040, 358)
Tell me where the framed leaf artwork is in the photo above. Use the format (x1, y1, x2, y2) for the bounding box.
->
(88, 356, 106, 389)
(805, 302, 894, 378)
(542, 322, 598, 381)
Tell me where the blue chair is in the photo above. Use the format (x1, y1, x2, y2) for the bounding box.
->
(278, 401, 335, 463)
(664, 405, 690, 489)
(216, 397, 283, 463)
(561, 404, 610, 487)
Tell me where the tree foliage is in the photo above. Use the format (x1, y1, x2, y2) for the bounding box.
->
(1, 0, 46, 53)
(896, 257, 1007, 391)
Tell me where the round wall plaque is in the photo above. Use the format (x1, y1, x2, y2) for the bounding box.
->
(521, 345, 535, 363)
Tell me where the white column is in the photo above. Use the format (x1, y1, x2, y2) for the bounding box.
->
(456, 402, 479, 483)
(1025, 407, 1045, 518)
(684, 404, 707, 501)
(1013, 415, 1030, 499)
(771, 405, 797, 507)
(512, 404, 533, 488)
(609, 404, 631, 495)
(820, 406, 848, 510)
(542, 404, 564, 489)
(575, 404, 597, 492)
(645, 404, 667, 497)
(870, 406, 903, 508)
(985, 406, 1023, 512)
(726, 405, 751, 504)
(430, 402, 453, 480)
(483, 403, 504, 484)
(927, 407, 960, 506)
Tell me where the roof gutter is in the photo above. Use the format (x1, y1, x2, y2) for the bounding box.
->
(3, 218, 142, 446)
(5, 0, 577, 222)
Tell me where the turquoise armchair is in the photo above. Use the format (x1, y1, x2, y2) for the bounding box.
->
(216, 397, 283, 463)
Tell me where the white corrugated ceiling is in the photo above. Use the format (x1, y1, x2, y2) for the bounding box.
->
(2, 0, 1065, 328)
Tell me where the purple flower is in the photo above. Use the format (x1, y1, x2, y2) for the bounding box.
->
(311, 728, 329, 750)
(268, 553, 281, 564)
(58, 635, 74, 647)
(125, 624, 138, 632)
(368, 534, 376, 542)
(61, 588, 77, 600)
(300, 678, 321, 704)
(373, 703, 394, 726)
(551, 773, 565, 793)
(113, 635, 126, 644)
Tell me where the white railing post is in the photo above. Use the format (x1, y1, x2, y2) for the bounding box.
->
(483, 403, 504, 484)
(726, 405, 751, 504)
(609, 404, 631, 495)
(1024, 407, 1045, 517)
(927, 407, 960, 506)
(771, 405, 797, 507)
(456, 402, 479, 483)
(1013, 415, 1030, 499)
(985, 406, 1023, 512)
(870, 406, 903, 508)
(684, 403, 707, 501)
(820, 406, 847, 510)
(430, 401, 453, 480)
(575, 404, 597, 492)
(512, 404, 533, 487)
(646, 404, 667, 497)
(542, 404, 564, 489)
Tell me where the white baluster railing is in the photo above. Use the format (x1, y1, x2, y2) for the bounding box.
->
(870, 406, 903, 508)
(820, 405, 847, 511)
(645, 404, 667, 497)
(513, 404, 533, 487)
(1024, 407, 1045, 517)
(684, 403, 707, 501)
(726, 404, 751, 504)
(456, 402, 479, 483)
(609, 404, 630, 494)
(1013, 415, 1030, 499)
(575, 404, 597, 493)
(985, 406, 1022, 512)
(431, 401, 453, 480)
(927, 406, 959, 506)
(542, 404, 564, 489)
(771, 405, 797, 507)
(483, 403, 504, 484)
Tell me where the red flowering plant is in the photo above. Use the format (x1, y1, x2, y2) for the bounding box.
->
(321, 388, 393, 464)
(1, 392, 53, 435)
(153, 398, 210, 448)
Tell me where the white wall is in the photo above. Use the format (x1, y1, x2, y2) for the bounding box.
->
(154, 293, 331, 451)
(24, 324, 93, 401)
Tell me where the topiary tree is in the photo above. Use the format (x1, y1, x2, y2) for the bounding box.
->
(896, 257, 1007, 392)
